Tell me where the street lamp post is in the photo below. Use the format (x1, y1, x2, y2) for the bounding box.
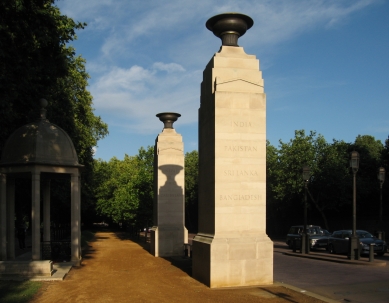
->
(349, 151, 359, 260)
(302, 165, 311, 255)
(377, 167, 385, 240)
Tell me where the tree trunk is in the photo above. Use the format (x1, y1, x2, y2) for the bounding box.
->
(307, 188, 330, 231)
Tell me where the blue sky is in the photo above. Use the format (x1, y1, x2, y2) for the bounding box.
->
(56, 0, 389, 161)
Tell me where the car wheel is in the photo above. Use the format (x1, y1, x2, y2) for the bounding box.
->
(329, 244, 336, 254)
(377, 252, 385, 257)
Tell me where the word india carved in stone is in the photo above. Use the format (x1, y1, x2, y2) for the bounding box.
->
(231, 121, 252, 127)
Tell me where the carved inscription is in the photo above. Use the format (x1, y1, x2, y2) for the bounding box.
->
(224, 146, 257, 152)
(232, 121, 252, 127)
(219, 194, 262, 201)
(223, 170, 258, 176)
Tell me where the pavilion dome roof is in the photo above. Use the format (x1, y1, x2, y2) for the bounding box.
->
(0, 99, 80, 167)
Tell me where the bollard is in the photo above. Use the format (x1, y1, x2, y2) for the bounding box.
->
(369, 243, 375, 262)
(307, 239, 310, 254)
(292, 238, 296, 253)
(355, 248, 360, 260)
(184, 244, 188, 257)
(183, 244, 192, 257)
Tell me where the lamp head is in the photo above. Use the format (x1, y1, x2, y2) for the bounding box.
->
(302, 165, 311, 182)
(350, 151, 360, 173)
(378, 167, 385, 184)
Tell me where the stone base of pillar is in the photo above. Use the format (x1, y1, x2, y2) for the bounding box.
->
(0, 260, 54, 277)
(70, 257, 82, 267)
(150, 226, 188, 257)
(192, 233, 273, 288)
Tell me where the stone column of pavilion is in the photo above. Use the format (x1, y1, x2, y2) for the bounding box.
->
(192, 13, 273, 288)
(150, 113, 188, 257)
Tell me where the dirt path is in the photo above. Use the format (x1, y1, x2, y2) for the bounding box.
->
(31, 231, 325, 303)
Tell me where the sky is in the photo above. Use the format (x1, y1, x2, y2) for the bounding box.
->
(56, 0, 389, 161)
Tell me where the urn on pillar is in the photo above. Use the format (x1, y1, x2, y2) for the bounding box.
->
(150, 112, 188, 257)
(192, 13, 273, 288)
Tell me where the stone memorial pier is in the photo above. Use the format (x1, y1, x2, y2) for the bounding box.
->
(192, 13, 273, 288)
(150, 113, 188, 257)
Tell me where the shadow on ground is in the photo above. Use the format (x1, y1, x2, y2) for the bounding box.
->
(112, 230, 193, 277)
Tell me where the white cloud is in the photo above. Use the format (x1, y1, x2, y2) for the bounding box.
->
(57, 0, 382, 137)
(60, 0, 379, 62)
(95, 66, 154, 93)
(90, 62, 200, 134)
(152, 62, 185, 73)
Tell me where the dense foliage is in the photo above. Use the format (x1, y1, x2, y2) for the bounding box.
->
(92, 130, 387, 235)
(93, 148, 200, 232)
(266, 130, 388, 233)
(94, 147, 154, 229)
(185, 150, 199, 232)
(0, 0, 108, 224)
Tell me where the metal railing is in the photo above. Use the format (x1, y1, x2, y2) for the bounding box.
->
(41, 241, 71, 261)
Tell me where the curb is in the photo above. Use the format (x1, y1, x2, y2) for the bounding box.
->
(274, 281, 340, 303)
(281, 251, 387, 267)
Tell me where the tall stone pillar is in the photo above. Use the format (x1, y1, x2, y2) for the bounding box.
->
(0, 174, 6, 260)
(31, 171, 41, 260)
(150, 113, 188, 257)
(43, 179, 51, 242)
(6, 178, 15, 259)
(192, 13, 273, 288)
(71, 173, 81, 265)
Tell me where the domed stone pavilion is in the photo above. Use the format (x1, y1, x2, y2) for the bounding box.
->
(0, 99, 83, 272)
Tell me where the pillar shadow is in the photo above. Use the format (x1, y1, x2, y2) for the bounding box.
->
(157, 164, 184, 205)
(157, 165, 191, 276)
(162, 256, 192, 276)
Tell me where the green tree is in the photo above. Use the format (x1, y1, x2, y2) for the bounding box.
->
(0, 0, 108, 224)
(0, 0, 87, 149)
(95, 147, 154, 229)
(267, 130, 352, 230)
(352, 135, 385, 220)
(133, 146, 154, 229)
(307, 139, 351, 229)
(270, 130, 321, 202)
(185, 150, 198, 232)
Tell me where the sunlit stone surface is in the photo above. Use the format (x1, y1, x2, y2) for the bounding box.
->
(192, 13, 273, 288)
(150, 113, 188, 257)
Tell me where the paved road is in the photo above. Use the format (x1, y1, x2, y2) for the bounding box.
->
(273, 241, 389, 303)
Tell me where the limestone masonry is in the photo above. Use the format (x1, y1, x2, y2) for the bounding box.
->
(192, 13, 273, 288)
(150, 113, 188, 257)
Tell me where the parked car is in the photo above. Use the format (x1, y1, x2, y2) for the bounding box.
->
(286, 225, 330, 250)
(328, 230, 387, 256)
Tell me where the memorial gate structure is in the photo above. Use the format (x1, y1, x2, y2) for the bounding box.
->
(151, 113, 188, 257)
(192, 13, 273, 288)
(0, 99, 82, 277)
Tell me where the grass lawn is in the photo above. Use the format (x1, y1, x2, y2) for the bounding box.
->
(0, 280, 42, 303)
(0, 230, 95, 302)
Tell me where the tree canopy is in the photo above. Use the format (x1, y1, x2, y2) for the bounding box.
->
(185, 150, 198, 232)
(94, 147, 154, 229)
(0, 0, 108, 224)
(266, 130, 388, 233)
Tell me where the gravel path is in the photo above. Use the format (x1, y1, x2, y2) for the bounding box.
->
(31, 231, 326, 303)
